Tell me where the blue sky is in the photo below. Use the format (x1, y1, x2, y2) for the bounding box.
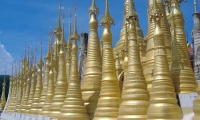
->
(0, 0, 197, 75)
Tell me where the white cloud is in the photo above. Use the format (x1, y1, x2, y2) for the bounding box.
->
(0, 43, 14, 75)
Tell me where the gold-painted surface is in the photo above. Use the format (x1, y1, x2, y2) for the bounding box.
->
(26, 61, 37, 112)
(114, 0, 145, 66)
(9, 78, 18, 112)
(193, 82, 200, 120)
(18, 77, 26, 113)
(66, 21, 72, 83)
(29, 47, 43, 115)
(144, 0, 172, 92)
(114, 0, 131, 53)
(147, 1, 182, 119)
(42, 41, 55, 116)
(38, 45, 50, 113)
(118, 0, 149, 119)
(20, 70, 31, 113)
(169, 0, 197, 93)
(59, 23, 89, 119)
(4, 77, 13, 112)
(93, 0, 121, 119)
(115, 53, 122, 79)
(15, 76, 23, 112)
(81, 0, 101, 119)
(53, 4, 62, 55)
(121, 20, 129, 93)
(49, 20, 68, 119)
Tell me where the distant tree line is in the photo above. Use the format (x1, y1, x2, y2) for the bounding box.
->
(0, 75, 10, 101)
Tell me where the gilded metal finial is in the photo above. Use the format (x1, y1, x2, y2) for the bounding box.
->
(89, 0, 99, 17)
(126, 0, 138, 20)
(70, 15, 80, 40)
(67, 22, 72, 48)
(3, 69, 6, 86)
(100, 0, 114, 26)
(38, 40, 43, 68)
(55, 3, 62, 32)
(59, 17, 67, 46)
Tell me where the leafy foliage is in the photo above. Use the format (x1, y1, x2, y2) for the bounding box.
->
(0, 75, 10, 100)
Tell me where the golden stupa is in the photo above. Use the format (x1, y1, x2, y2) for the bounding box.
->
(169, 0, 196, 93)
(118, 0, 150, 119)
(42, 40, 55, 116)
(29, 42, 43, 115)
(81, 0, 102, 119)
(93, 0, 121, 119)
(58, 14, 89, 120)
(146, 0, 182, 119)
(26, 54, 37, 112)
(48, 7, 68, 119)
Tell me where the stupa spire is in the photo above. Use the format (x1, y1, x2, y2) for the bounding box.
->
(59, 12, 89, 119)
(66, 16, 72, 82)
(147, 0, 182, 119)
(118, 0, 150, 119)
(89, 0, 99, 16)
(100, 0, 114, 25)
(143, 0, 172, 92)
(80, 0, 102, 119)
(42, 40, 55, 116)
(37, 39, 51, 114)
(94, 0, 121, 119)
(59, 15, 67, 47)
(55, 2, 62, 33)
(19, 60, 32, 113)
(169, 0, 197, 93)
(49, 11, 68, 119)
(26, 53, 37, 112)
(29, 41, 43, 114)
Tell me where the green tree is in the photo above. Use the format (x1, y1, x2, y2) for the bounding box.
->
(0, 75, 10, 101)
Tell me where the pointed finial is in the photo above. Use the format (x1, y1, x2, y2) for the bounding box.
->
(194, 0, 198, 13)
(12, 62, 14, 77)
(100, 0, 114, 26)
(38, 40, 43, 68)
(54, 2, 62, 33)
(89, 0, 99, 17)
(67, 18, 72, 50)
(126, 0, 138, 20)
(59, 15, 67, 46)
(40, 40, 42, 61)
(24, 47, 27, 63)
(45, 39, 51, 60)
(4, 68, 6, 83)
(49, 40, 54, 67)
(74, 3, 77, 14)
(58, 2, 61, 26)
(49, 15, 54, 37)
(70, 14, 80, 41)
